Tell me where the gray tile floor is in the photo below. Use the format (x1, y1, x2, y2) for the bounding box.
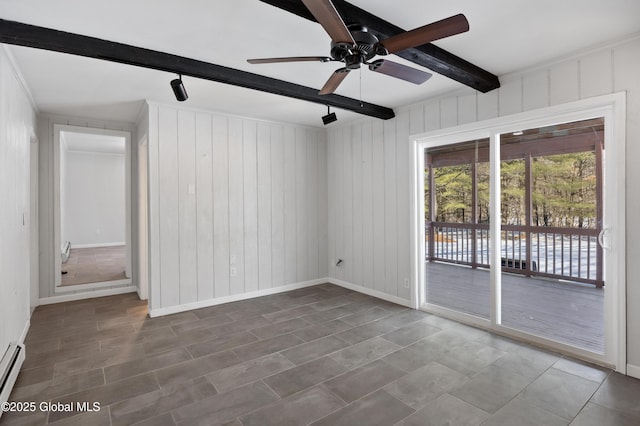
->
(3, 284, 640, 425)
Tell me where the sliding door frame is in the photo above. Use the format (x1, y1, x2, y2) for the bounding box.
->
(410, 92, 626, 372)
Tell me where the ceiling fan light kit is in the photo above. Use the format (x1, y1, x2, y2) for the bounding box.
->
(248, 0, 471, 96)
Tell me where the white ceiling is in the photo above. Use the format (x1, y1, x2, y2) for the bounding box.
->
(1, 0, 639, 128)
(61, 131, 125, 155)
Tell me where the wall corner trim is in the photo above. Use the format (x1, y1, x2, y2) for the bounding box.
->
(1, 45, 38, 112)
(327, 278, 413, 308)
(148, 279, 329, 318)
(18, 320, 31, 346)
(626, 364, 640, 379)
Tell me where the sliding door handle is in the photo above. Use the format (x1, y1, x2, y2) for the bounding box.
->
(598, 227, 610, 250)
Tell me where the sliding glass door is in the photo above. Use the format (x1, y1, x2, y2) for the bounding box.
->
(414, 94, 625, 368)
(498, 118, 604, 354)
(424, 138, 491, 320)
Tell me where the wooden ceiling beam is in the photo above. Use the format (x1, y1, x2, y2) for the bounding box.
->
(259, 0, 500, 93)
(0, 18, 395, 120)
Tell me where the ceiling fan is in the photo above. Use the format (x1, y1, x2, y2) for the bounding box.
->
(248, 0, 469, 95)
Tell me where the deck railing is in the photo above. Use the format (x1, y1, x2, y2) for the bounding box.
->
(426, 221, 603, 287)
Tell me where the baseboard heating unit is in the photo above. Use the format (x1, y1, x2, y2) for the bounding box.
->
(0, 343, 25, 416)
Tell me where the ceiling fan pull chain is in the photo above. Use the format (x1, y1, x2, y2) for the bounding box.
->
(359, 67, 363, 108)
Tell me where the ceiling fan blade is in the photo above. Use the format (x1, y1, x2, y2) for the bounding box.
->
(369, 59, 432, 85)
(319, 69, 350, 95)
(301, 0, 355, 45)
(248, 56, 332, 64)
(380, 14, 469, 54)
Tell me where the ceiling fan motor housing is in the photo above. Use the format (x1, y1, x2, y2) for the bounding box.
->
(330, 24, 379, 67)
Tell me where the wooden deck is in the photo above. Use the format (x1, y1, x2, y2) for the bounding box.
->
(425, 262, 604, 353)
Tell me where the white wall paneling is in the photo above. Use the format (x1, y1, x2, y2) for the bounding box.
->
(270, 124, 285, 288)
(371, 120, 385, 293)
(342, 126, 353, 283)
(326, 129, 337, 276)
(295, 128, 308, 282)
(147, 105, 161, 310)
(29, 135, 39, 312)
(550, 61, 580, 105)
(327, 128, 340, 280)
(498, 74, 523, 116)
(158, 107, 180, 307)
(326, 34, 640, 369)
(177, 110, 198, 304)
(580, 50, 614, 99)
(523, 70, 549, 110)
(307, 130, 320, 281)
(145, 103, 327, 313)
(228, 118, 245, 295)
(257, 122, 273, 291)
(283, 126, 297, 285)
(458, 93, 477, 125)
(212, 115, 230, 299)
(317, 130, 329, 279)
(424, 101, 440, 132)
(395, 110, 411, 301)
(0, 46, 36, 367)
(409, 105, 425, 134)
(351, 123, 363, 287)
(361, 121, 374, 290)
(195, 112, 214, 301)
(382, 119, 398, 296)
(243, 119, 258, 294)
(477, 91, 499, 122)
(439, 97, 458, 129)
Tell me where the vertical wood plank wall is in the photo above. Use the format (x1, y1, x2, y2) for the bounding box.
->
(326, 36, 640, 362)
(0, 48, 36, 352)
(147, 104, 328, 311)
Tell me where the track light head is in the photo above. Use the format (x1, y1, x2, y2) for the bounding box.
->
(322, 112, 337, 125)
(170, 75, 188, 101)
(322, 105, 337, 125)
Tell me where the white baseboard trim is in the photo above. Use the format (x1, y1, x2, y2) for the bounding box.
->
(39, 286, 138, 305)
(626, 363, 640, 379)
(71, 242, 126, 249)
(54, 278, 132, 293)
(136, 287, 148, 301)
(327, 278, 413, 308)
(18, 320, 30, 345)
(149, 278, 329, 317)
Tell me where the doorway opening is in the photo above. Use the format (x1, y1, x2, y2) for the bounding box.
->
(53, 125, 132, 291)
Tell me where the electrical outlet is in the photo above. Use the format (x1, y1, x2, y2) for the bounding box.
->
(403, 278, 410, 288)
(230, 267, 237, 277)
(230, 255, 236, 265)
